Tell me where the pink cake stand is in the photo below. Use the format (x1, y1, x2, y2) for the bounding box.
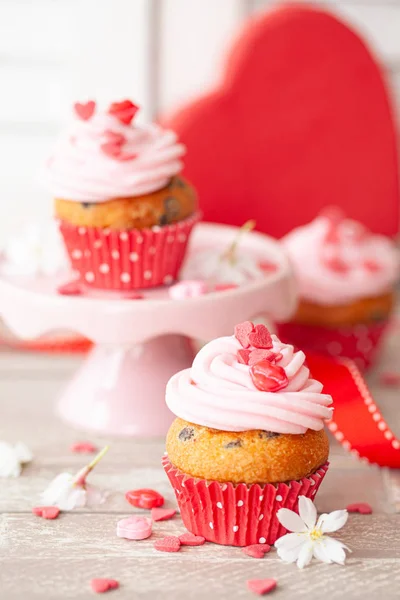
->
(0, 223, 296, 436)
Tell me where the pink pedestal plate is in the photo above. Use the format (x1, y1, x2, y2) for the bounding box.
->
(0, 223, 297, 436)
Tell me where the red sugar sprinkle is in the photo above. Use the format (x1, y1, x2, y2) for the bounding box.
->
(125, 489, 164, 510)
(248, 324, 273, 349)
(248, 348, 276, 367)
(74, 100, 95, 121)
(90, 579, 119, 594)
(234, 321, 255, 349)
(32, 506, 60, 520)
(70, 441, 97, 454)
(250, 360, 288, 392)
(103, 130, 126, 145)
(237, 349, 251, 365)
(379, 371, 400, 387)
(258, 261, 278, 273)
(101, 141, 123, 158)
(346, 502, 373, 515)
(151, 508, 176, 522)
(108, 100, 139, 125)
(154, 536, 181, 553)
(243, 544, 271, 559)
(178, 532, 206, 546)
(247, 579, 277, 596)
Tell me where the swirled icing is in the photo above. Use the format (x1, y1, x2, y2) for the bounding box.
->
(43, 105, 185, 201)
(166, 334, 333, 434)
(282, 214, 399, 305)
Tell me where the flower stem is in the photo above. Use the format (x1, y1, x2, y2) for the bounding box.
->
(222, 220, 256, 265)
(73, 445, 109, 487)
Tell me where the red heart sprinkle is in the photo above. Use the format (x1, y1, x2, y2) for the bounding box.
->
(346, 502, 372, 514)
(243, 544, 271, 559)
(214, 283, 238, 291)
(323, 255, 349, 273)
(250, 360, 288, 392)
(108, 100, 139, 125)
(90, 579, 119, 594)
(248, 348, 276, 366)
(101, 141, 122, 158)
(237, 349, 251, 365)
(247, 579, 277, 595)
(125, 489, 164, 509)
(74, 100, 96, 121)
(32, 506, 60, 520)
(151, 508, 176, 522)
(154, 536, 181, 553)
(248, 324, 273, 349)
(234, 321, 255, 348)
(57, 280, 82, 296)
(258, 261, 278, 273)
(363, 259, 382, 273)
(379, 371, 400, 387)
(103, 130, 126, 145)
(70, 441, 97, 454)
(178, 532, 206, 546)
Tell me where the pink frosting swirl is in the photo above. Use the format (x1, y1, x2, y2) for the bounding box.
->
(282, 213, 399, 305)
(43, 106, 185, 201)
(166, 334, 333, 434)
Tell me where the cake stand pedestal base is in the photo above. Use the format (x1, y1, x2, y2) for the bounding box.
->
(57, 335, 194, 436)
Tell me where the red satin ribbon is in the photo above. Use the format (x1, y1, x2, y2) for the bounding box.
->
(307, 353, 400, 468)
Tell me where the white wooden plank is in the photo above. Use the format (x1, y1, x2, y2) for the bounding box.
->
(158, 0, 245, 114)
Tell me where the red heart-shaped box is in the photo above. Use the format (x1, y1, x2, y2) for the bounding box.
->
(162, 5, 399, 237)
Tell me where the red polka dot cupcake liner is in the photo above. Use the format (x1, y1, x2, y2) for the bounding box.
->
(277, 320, 389, 371)
(162, 456, 328, 547)
(59, 213, 200, 290)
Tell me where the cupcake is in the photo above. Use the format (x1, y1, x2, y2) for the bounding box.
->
(279, 209, 399, 370)
(43, 100, 199, 290)
(163, 321, 333, 546)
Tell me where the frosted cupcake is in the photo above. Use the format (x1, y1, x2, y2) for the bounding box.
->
(43, 100, 199, 290)
(163, 321, 333, 546)
(280, 209, 399, 369)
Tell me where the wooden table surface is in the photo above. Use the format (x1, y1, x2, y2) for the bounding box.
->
(0, 330, 399, 599)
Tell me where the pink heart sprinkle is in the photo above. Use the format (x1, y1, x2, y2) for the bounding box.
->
(74, 100, 96, 121)
(247, 579, 277, 595)
(248, 324, 273, 349)
(237, 349, 251, 365)
(178, 532, 206, 546)
(151, 508, 176, 522)
(154, 536, 181, 553)
(243, 544, 271, 559)
(57, 280, 82, 296)
(248, 348, 276, 366)
(90, 579, 119, 594)
(32, 506, 60, 520)
(234, 321, 255, 349)
(346, 502, 373, 515)
(70, 441, 97, 454)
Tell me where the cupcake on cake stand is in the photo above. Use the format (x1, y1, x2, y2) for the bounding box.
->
(0, 222, 296, 436)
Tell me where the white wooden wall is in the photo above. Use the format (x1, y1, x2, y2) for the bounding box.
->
(0, 0, 399, 242)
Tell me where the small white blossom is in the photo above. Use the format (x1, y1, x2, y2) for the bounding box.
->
(0, 441, 33, 478)
(275, 496, 350, 569)
(40, 473, 105, 511)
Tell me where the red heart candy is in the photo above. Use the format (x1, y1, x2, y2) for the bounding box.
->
(346, 502, 372, 515)
(248, 324, 273, 349)
(101, 141, 122, 158)
(322, 255, 349, 274)
(70, 441, 97, 454)
(258, 261, 278, 273)
(154, 536, 181, 553)
(178, 532, 206, 546)
(90, 579, 119, 594)
(247, 579, 277, 596)
(108, 100, 139, 125)
(248, 348, 276, 367)
(32, 506, 60, 520)
(250, 360, 288, 392)
(234, 321, 255, 349)
(74, 100, 96, 121)
(103, 130, 126, 145)
(243, 544, 271, 559)
(151, 508, 176, 522)
(125, 488, 164, 509)
(57, 280, 82, 296)
(237, 349, 251, 365)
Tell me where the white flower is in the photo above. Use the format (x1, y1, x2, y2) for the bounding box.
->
(275, 496, 350, 569)
(40, 473, 105, 511)
(0, 441, 33, 478)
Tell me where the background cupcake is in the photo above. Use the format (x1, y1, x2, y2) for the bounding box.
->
(163, 321, 333, 547)
(43, 99, 199, 290)
(279, 209, 399, 370)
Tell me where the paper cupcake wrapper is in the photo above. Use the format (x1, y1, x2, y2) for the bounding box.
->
(59, 213, 200, 290)
(162, 456, 329, 547)
(277, 320, 389, 371)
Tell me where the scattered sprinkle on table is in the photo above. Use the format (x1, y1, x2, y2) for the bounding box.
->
(90, 579, 119, 594)
(154, 536, 181, 553)
(346, 502, 373, 514)
(32, 506, 60, 520)
(151, 507, 176, 522)
(247, 579, 277, 595)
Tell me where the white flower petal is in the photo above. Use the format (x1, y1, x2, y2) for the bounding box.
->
(275, 532, 307, 551)
(14, 442, 33, 464)
(296, 541, 314, 569)
(277, 508, 307, 533)
(298, 496, 317, 529)
(319, 510, 348, 533)
(320, 537, 350, 565)
(313, 540, 333, 564)
(0, 442, 23, 478)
